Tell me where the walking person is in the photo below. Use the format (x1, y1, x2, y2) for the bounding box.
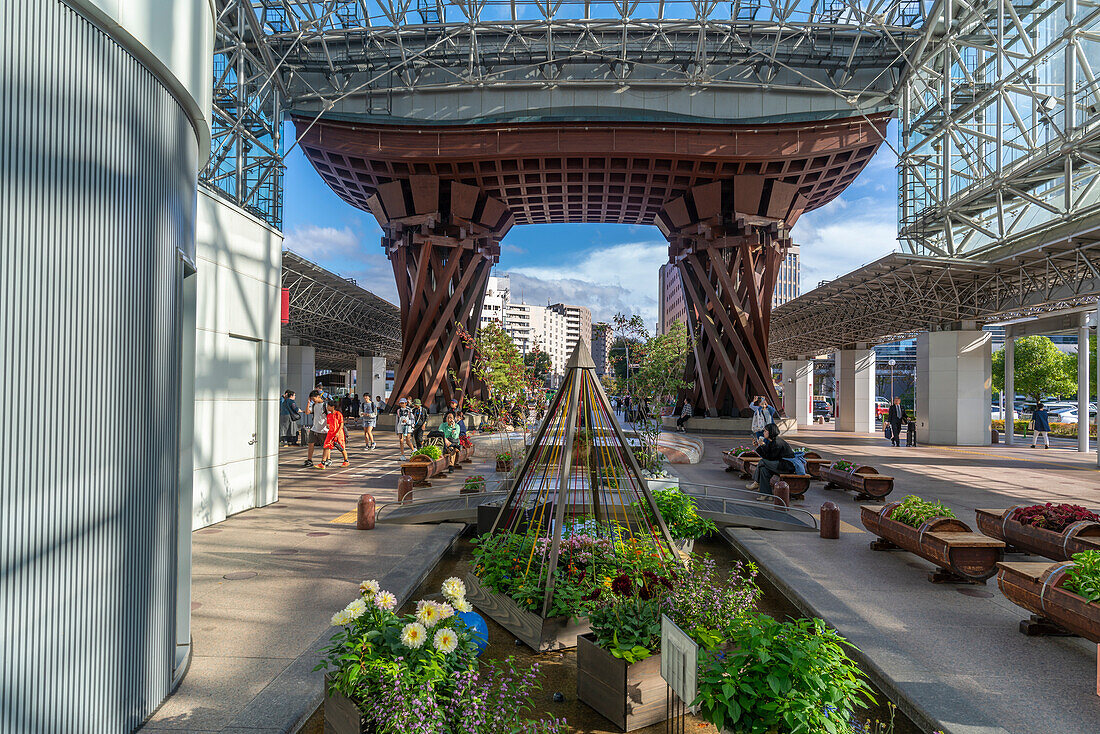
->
(887, 397, 906, 448)
(318, 399, 350, 468)
(361, 394, 377, 449)
(350, 393, 361, 419)
(748, 423, 803, 500)
(304, 390, 328, 467)
(395, 398, 414, 457)
(1030, 402, 1051, 449)
(675, 401, 693, 432)
(412, 399, 428, 449)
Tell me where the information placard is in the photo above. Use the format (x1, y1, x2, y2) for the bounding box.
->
(660, 614, 698, 706)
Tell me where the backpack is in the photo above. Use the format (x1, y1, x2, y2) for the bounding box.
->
(751, 407, 766, 432)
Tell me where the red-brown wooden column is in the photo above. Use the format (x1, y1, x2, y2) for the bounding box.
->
(366, 175, 513, 410)
(656, 176, 806, 418)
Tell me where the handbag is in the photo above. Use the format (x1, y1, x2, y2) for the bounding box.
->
(884, 424, 893, 441)
(1027, 420, 1035, 431)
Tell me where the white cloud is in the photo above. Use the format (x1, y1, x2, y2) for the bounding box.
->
(505, 241, 668, 326)
(795, 193, 899, 293)
(283, 224, 398, 304)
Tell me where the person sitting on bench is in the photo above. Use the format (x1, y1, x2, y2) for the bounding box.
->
(747, 423, 801, 501)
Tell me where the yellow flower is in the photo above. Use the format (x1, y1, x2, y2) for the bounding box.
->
(454, 597, 473, 613)
(359, 579, 380, 597)
(602, 577, 613, 589)
(416, 600, 441, 628)
(433, 628, 458, 654)
(330, 609, 353, 626)
(400, 622, 427, 648)
(441, 577, 466, 602)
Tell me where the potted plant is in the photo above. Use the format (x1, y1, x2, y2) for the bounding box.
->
(692, 613, 876, 734)
(461, 475, 486, 494)
(495, 451, 513, 473)
(632, 487, 716, 554)
(999, 549, 1100, 641)
(577, 554, 758, 731)
(402, 445, 448, 486)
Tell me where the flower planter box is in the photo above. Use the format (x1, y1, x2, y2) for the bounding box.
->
(975, 508, 1100, 561)
(645, 477, 679, 492)
(323, 680, 371, 734)
(576, 633, 666, 731)
(821, 463, 894, 502)
(777, 474, 812, 500)
(457, 444, 475, 463)
(860, 503, 1005, 584)
(400, 454, 449, 486)
(464, 571, 590, 652)
(997, 561, 1100, 642)
(495, 458, 513, 473)
(721, 450, 757, 477)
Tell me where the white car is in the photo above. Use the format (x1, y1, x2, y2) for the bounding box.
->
(1050, 408, 1097, 425)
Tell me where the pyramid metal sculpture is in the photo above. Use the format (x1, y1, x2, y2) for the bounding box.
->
(488, 338, 680, 617)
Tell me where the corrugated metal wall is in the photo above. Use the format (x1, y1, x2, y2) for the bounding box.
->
(0, 1, 196, 731)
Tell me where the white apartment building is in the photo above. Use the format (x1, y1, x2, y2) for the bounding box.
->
(477, 273, 592, 378)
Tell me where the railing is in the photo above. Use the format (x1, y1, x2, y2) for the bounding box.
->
(375, 488, 511, 521)
(677, 481, 820, 529)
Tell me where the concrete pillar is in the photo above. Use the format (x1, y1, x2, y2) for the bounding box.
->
(285, 345, 315, 403)
(1005, 336, 1015, 445)
(916, 329, 992, 446)
(835, 348, 876, 433)
(1079, 318, 1091, 453)
(1096, 301, 1099, 468)
(782, 359, 813, 426)
(357, 355, 388, 402)
(344, 371, 353, 393)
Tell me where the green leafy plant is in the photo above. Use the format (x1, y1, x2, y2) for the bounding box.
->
(729, 445, 756, 457)
(463, 475, 486, 492)
(632, 487, 717, 540)
(890, 495, 956, 528)
(588, 597, 665, 663)
(411, 445, 443, 461)
(693, 613, 875, 734)
(832, 460, 855, 472)
(666, 554, 759, 640)
(1065, 550, 1100, 603)
(496, 452, 512, 462)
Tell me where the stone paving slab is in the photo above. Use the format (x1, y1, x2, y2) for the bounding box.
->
(670, 427, 1099, 734)
(140, 427, 491, 733)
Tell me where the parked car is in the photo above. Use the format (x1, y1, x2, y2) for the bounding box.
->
(1050, 407, 1097, 425)
(875, 399, 889, 418)
(813, 400, 832, 422)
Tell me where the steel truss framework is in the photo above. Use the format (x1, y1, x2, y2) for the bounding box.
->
(205, 1, 286, 227)
(900, 0, 1100, 258)
(768, 230, 1100, 359)
(282, 251, 402, 369)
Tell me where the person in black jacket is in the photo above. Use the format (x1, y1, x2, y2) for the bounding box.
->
(887, 397, 906, 447)
(748, 423, 796, 500)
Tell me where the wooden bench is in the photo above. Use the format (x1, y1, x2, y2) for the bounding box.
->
(998, 561, 1100, 641)
(801, 451, 829, 479)
(456, 443, 475, 464)
(861, 503, 1005, 584)
(721, 450, 759, 479)
(821, 463, 894, 502)
(975, 507, 1100, 561)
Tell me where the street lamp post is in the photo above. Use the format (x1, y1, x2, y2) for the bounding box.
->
(888, 359, 896, 403)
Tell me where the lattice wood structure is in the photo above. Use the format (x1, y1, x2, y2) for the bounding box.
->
(488, 340, 678, 616)
(658, 176, 807, 416)
(366, 175, 513, 409)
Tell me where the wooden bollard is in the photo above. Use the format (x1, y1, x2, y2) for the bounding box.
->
(820, 501, 840, 539)
(357, 494, 376, 530)
(397, 474, 414, 503)
(771, 479, 790, 508)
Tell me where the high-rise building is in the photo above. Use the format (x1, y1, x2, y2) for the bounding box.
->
(773, 244, 801, 307)
(550, 302, 592, 357)
(591, 323, 611, 375)
(658, 262, 687, 335)
(480, 275, 511, 329)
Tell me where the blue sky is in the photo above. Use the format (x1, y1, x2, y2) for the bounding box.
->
(282, 121, 901, 327)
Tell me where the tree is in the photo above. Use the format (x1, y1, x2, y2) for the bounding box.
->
(1066, 334, 1097, 400)
(992, 335, 1077, 401)
(628, 320, 694, 473)
(524, 348, 552, 383)
(609, 312, 648, 385)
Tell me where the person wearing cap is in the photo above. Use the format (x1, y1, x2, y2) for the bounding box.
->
(395, 398, 414, 457)
(411, 398, 429, 449)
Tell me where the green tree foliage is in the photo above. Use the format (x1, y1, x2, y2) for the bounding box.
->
(627, 320, 694, 473)
(992, 335, 1078, 400)
(461, 321, 528, 412)
(523, 348, 552, 383)
(608, 313, 648, 383)
(1066, 335, 1097, 399)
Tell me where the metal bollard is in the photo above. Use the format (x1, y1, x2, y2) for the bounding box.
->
(820, 501, 840, 539)
(771, 478, 790, 508)
(357, 494, 376, 530)
(397, 474, 414, 503)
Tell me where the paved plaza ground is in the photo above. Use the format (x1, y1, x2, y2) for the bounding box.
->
(675, 426, 1100, 734)
(142, 423, 1099, 734)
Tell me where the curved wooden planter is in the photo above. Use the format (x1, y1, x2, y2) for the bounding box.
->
(465, 571, 590, 652)
(458, 444, 475, 463)
(400, 454, 449, 486)
(975, 508, 1100, 561)
(577, 634, 666, 731)
(998, 561, 1100, 642)
(495, 458, 513, 473)
(822, 463, 894, 502)
(802, 451, 828, 479)
(778, 474, 812, 500)
(860, 503, 1005, 584)
(722, 450, 758, 478)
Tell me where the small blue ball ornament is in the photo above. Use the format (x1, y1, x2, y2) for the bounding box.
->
(456, 610, 489, 656)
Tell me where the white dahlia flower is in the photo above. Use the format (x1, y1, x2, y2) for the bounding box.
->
(400, 622, 427, 649)
(433, 628, 458, 654)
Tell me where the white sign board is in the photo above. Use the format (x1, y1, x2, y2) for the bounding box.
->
(660, 614, 698, 706)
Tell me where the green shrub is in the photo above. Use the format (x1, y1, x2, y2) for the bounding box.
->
(632, 487, 717, 540)
(890, 495, 955, 528)
(694, 613, 875, 734)
(411, 445, 443, 461)
(1065, 550, 1100, 603)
